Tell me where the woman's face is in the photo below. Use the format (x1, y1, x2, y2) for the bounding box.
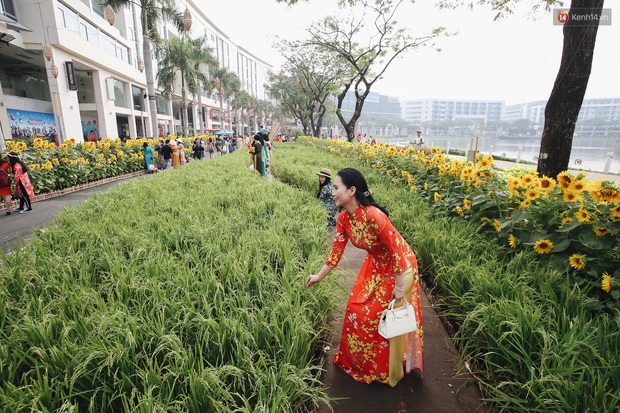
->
(333, 175, 356, 208)
(318, 175, 326, 184)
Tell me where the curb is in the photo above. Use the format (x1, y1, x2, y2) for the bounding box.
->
(30, 170, 146, 204)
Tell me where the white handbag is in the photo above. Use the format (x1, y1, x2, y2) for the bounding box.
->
(378, 299, 418, 339)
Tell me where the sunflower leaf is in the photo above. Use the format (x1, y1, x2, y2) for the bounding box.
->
(578, 231, 614, 250)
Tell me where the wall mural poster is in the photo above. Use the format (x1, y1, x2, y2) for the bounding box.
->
(7, 109, 58, 141)
(81, 113, 100, 141)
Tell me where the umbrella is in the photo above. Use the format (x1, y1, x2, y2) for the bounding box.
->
(215, 129, 234, 135)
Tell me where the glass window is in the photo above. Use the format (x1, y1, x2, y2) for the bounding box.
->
(114, 79, 129, 108)
(1, 0, 16, 19)
(92, 0, 104, 18)
(156, 94, 168, 115)
(100, 32, 116, 55)
(58, 2, 80, 35)
(132, 85, 145, 110)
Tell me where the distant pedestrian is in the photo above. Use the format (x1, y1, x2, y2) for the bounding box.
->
(7, 152, 34, 213)
(142, 142, 154, 171)
(316, 168, 337, 227)
(177, 139, 186, 166)
(252, 134, 265, 176)
(192, 138, 203, 160)
(0, 153, 13, 215)
(415, 131, 424, 149)
(155, 140, 166, 169)
(161, 140, 173, 169)
(207, 138, 216, 158)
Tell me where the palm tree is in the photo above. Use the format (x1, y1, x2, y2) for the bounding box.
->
(212, 68, 241, 131)
(157, 35, 212, 139)
(231, 90, 251, 136)
(105, 0, 184, 138)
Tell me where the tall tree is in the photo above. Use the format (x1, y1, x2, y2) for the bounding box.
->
(537, 1, 605, 177)
(211, 68, 240, 131)
(438, 0, 605, 177)
(268, 41, 346, 137)
(105, 0, 185, 138)
(305, 0, 444, 141)
(157, 35, 211, 139)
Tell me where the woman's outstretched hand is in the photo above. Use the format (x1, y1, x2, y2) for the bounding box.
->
(306, 274, 322, 288)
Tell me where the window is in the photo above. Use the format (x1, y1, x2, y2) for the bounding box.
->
(0, 0, 16, 19)
(132, 85, 145, 110)
(58, 2, 80, 35)
(114, 79, 129, 108)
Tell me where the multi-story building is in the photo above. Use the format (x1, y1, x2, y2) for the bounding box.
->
(0, 0, 271, 146)
(504, 98, 620, 124)
(401, 99, 504, 124)
(340, 90, 401, 119)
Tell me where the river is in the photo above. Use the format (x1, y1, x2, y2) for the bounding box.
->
(376, 135, 620, 174)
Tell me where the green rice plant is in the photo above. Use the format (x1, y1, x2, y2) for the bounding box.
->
(0, 151, 339, 411)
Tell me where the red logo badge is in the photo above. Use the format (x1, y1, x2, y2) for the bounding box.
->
(556, 9, 570, 24)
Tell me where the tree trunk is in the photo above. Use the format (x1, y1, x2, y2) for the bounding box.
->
(143, 35, 158, 138)
(197, 87, 204, 135)
(181, 79, 188, 139)
(537, 0, 604, 178)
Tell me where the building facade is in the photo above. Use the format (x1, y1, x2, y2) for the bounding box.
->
(0, 0, 271, 146)
(401, 98, 504, 124)
(504, 98, 620, 124)
(340, 90, 401, 119)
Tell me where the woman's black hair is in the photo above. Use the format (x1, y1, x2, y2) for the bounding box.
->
(143, 142, 148, 148)
(7, 152, 28, 173)
(316, 175, 331, 198)
(336, 167, 389, 217)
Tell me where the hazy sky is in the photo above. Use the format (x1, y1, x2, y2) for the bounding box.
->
(203, 0, 618, 105)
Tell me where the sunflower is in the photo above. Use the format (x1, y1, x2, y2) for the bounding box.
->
(521, 199, 532, 208)
(602, 272, 612, 293)
(569, 254, 586, 270)
(570, 179, 587, 194)
(491, 219, 501, 232)
(561, 217, 573, 225)
(463, 199, 472, 210)
(594, 227, 611, 236)
(434, 192, 440, 202)
(525, 188, 541, 200)
(521, 174, 537, 187)
(557, 171, 572, 189)
(611, 205, 620, 219)
(533, 239, 554, 254)
(456, 206, 464, 217)
(424, 182, 429, 191)
(575, 209, 593, 223)
(538, 175, 556, 192)
(508, 234, 518, 249)
(562, 190, 579, 203)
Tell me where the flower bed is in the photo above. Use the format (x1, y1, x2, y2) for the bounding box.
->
(272, 140, 620, 413)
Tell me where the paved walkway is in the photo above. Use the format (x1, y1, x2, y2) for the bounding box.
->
(317, 242, 486, 413)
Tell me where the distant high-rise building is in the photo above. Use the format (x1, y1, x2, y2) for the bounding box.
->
(504, 98, 620, 124)
(401, 99, 504, 124)
(340, 91, 401, 119)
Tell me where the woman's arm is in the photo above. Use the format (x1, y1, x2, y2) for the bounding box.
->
(306, 264, 333, 288)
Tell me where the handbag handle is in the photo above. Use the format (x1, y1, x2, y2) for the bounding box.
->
(387, 298, 409, 310)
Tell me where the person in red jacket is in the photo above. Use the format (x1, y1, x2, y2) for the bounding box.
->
(0, 153, 13, 215)
(7, 152, 35, 213)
